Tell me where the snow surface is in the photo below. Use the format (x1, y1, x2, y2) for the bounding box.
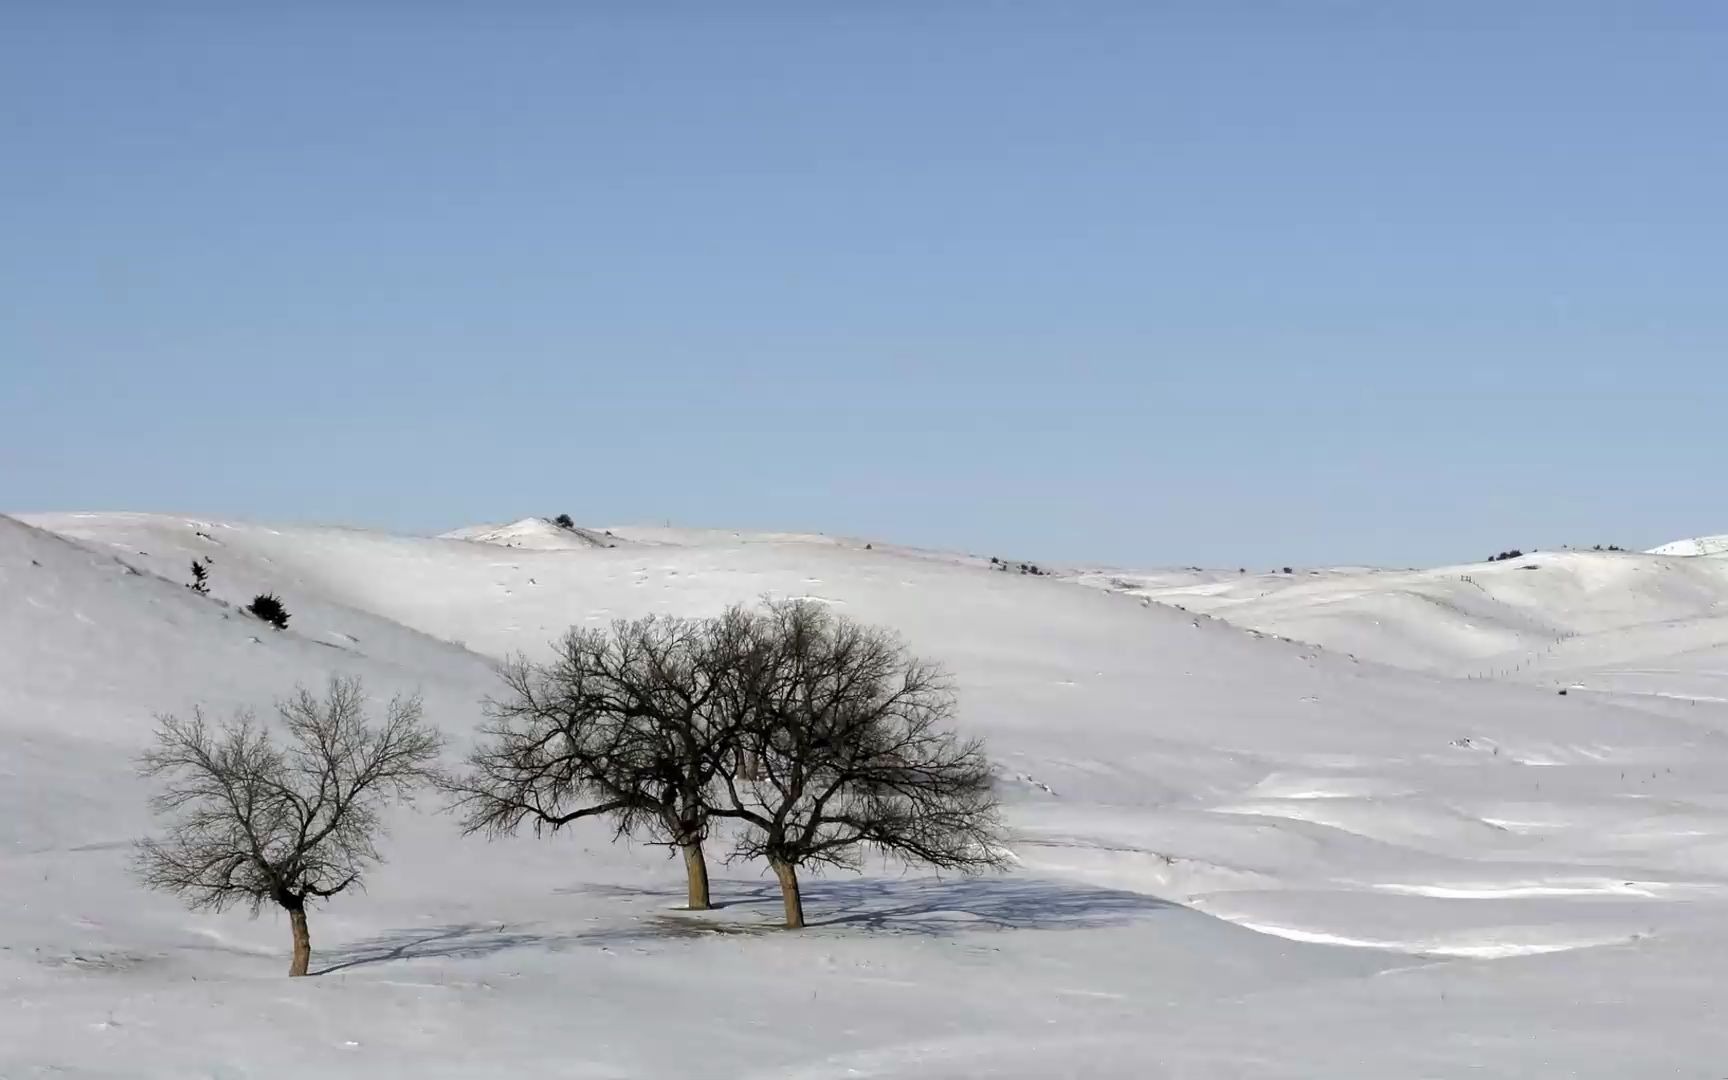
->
(1648, 533, 1728, 558)
(1076, 550, 1728, 688)
(8, 511, 1728, 1076)
(441, 516, 618, 551)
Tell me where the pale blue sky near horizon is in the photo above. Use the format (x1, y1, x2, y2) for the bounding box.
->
(3, 3, 1724, 569)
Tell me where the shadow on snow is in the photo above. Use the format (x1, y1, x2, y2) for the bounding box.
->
(314, 875, 1171, 974)
(727, 874, 1173, 933)
(310, 924, 555, 975)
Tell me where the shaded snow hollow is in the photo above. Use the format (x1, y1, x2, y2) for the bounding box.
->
(7, 511, 1728, 1077)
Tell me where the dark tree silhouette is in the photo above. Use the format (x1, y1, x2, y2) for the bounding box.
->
(134, 677, 442, 976)
(552, 514, 576, 530)
(187, 558, 210, 595)
(445, 613, 754, 910)
(448, 602, 1004, 926)
(712, 600, 1007, 928)
(247, 593, 290, 630)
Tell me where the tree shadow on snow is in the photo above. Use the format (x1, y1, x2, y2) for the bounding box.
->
(310, 924, 571, 975)
(313, 877, 1172, 973)
(761, 875, 1174, 935)
(560, 875, 1171, 936)
(564, 874, 1174, 936)
(552, 881, 671, 900)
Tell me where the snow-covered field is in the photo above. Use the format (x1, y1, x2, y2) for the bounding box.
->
(7, 512, 1728, 1077)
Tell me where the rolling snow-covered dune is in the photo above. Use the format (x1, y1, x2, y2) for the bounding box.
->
(8, 511, 1728, 1077)
(1648, 533, 1728, 557)
(1079, 550, 1728, 694)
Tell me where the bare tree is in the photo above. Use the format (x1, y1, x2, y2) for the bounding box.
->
(712, 600, 1007, 928)
(445, 613, 749, 910)
(134, 676, 442, 976)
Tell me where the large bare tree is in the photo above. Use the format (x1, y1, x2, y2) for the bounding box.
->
(713, 600, 1007, 928)
(445, 613, 748, 910)
(134, 676, 442, 976)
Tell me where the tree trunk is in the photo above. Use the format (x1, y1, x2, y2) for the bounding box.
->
(682, 840, 712, 911)
(771, 859, 804, 929)
(288, 905, 311, 977)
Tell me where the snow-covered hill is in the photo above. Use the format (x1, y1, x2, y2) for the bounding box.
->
(441, 516, 619, 550)
(1648, 533, 1728, 557)
(441, 516, 872, 553)
(8, 511, 1728, 1076)
(1077, 550, 1728, 698)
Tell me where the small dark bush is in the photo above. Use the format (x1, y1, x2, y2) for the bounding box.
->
(247, 593, 290, 631)
(1282, 567, 1293, 575)
(187, 558, 210, 595)
(553, 514, 575, 530)
(1488, 549, 1525, 563)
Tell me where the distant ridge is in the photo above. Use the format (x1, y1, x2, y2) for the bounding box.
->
(1646, 534, 1728, 557)
(440, 516, 616, 550)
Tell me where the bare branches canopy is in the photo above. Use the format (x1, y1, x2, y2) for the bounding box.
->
(134, 676, 442, 976)
(444, 612, 753, 910)
(135, 600, 1003, 981)
(714, 600, 1008, 928)
(449, 601, 1007, 928)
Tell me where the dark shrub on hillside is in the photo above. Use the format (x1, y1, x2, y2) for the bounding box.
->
(247, 593, 290, 631)
(553, 514, 575, 530)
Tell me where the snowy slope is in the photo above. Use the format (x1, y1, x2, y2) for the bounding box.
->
(1648, 533, 1728, 557)
(1078, 550, 1728, 693)
(441, 516, 618, 550)
(444, 517, 860, 552)
(9, 512, 1728, 1076)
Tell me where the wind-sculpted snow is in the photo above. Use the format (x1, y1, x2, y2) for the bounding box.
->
(7, 511, 1728, 1076)
(1078, 549, 1728, 690)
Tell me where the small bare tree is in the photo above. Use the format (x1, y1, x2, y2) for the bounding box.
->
(134, 676, 442, 976)
(445, 613, 749, 910)
(713, 600, 1007, 928)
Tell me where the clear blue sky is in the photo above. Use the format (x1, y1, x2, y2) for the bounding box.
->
(4, 3, 1723, 568)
